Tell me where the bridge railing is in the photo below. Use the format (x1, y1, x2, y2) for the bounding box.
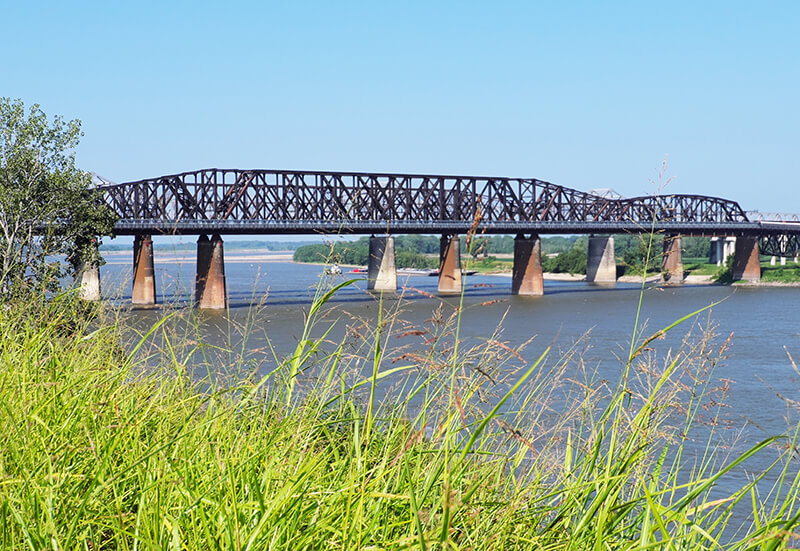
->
(747, 211, 800, 222)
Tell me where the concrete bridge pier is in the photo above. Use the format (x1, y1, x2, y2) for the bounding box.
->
(438, 234, 462, 294)
(780, 236, 788, 265)
(710, 237, 723, 265)
(195, 235, 213, 303)
(79, 263, 101, 301)
(367, 236, 397, 292)
(732, 236, 761, 283)
(661, 235, 684, 285)
(725, 238, 737, 263)
(586, 236, 616, 283)
(769, 255, 787, 266)
(196, 234, 227, 309)
(76, 240, 101, 301)
(710, 236, 737, 266)
(512, 234, 543, 296)
(132, 234, 156, 305)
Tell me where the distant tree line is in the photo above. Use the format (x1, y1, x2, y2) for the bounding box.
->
(541, 234, 712, 275)
(292, 234, 714, 274)
(292, 237, 437, 269)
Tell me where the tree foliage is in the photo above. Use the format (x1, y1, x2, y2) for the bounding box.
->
(292, 238, 437, 269)
(713, 253, 735, 284)
(293, 233, 715, 276)
(542, 247, 587, 274)
(0, 98, 117, 299)
(681, 236, 711, 259)
(292, 242, 369, 266)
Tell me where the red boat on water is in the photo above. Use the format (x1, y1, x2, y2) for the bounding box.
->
(351, 267, 368, 273)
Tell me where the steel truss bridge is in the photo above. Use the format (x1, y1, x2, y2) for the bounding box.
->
(98, 168, 800, 257)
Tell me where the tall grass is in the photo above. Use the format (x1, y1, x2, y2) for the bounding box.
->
(1, 281, 799, 549)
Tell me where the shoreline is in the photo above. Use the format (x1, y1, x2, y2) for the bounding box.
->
(732, 280, 800, 287)
(101, 251, 800, 286)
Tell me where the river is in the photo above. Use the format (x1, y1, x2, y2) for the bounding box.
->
(100, 248, 800, 527)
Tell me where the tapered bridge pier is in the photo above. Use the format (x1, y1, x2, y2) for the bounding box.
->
(662, 235, 684, 285)
(195, 234, 227, 309)
(368, 236, 397, 292)
(512, 234, 544, 296)
(106, 231, 774, 306)
(129, 233, 228, 309)
(132, 234, 156, 305)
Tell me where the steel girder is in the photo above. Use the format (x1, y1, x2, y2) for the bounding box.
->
(99, 168, 752, 231)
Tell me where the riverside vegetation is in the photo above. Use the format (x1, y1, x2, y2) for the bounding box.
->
(293, 234, 724, 277)
(2, 274, 800, 549)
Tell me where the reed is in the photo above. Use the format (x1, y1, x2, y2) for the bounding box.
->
(1, 280, 799, 549)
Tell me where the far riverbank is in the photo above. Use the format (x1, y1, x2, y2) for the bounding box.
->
(103, 248, 800, 287)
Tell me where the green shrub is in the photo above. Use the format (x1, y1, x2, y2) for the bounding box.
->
(761, 264, 800, 283)
(713, 254, 735, 284)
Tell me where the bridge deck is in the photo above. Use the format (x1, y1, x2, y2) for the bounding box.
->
(111, 219, 767, 236)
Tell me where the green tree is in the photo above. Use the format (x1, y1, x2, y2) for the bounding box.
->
(617, 234, 663, 274)
(543, 247, 587, 274)
(0, 98, 117, 299)
(395, 250, 436, 269)
(713, 253, 735, 284)
(541, 235, 580, 254)
(682, 236, 711, 259)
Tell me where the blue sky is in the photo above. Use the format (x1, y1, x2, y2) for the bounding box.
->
(4, 1, 798, 214)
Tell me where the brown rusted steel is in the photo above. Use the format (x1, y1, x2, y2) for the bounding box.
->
(99, 168, 752, 230)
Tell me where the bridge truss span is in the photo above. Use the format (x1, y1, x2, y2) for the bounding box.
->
(100, 168, 752, 235)
(86, 167, 800, 306)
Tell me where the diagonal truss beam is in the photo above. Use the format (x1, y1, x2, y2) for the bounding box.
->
(97, 168, 778, 237)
